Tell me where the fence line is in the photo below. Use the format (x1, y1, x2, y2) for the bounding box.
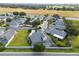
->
(5, 46, 72, 49)
(5, 46, 33, 49)
(46, 47, 72, 49)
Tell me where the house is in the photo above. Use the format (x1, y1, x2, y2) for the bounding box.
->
(0, 15, 14, 20)
(54, 19, 65, 25)
(4, 29, 16, 41)
(0, 36, 8, 44)
(49, 27, 67, 39)
(0, 18, 6, 22)
(10, 17, 27, 28)
(41, 20, 48, 31)
(3, 29, 16, 46)
(29, 29, 52, 47)
(53, 24, 66, 30)
(0, 28, 8, 44)
(38, 15, 45, 21)
(29, 17, 38, 23)
(28, 30, 43, 46)
(48, 18, 67, 40)
(28, 14, 45, 23)
(19, 18, 27, 24)
(10, 20, 20, 28)
(0, 28, 5, 36)
(6, 13, 14, 17)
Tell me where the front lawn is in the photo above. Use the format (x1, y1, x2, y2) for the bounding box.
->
(8, 30, 30, 46)
(72, 36, 79, 48)
(3, 48, 32, 52)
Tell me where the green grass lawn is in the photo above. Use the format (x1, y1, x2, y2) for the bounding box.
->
(8, 30, 30, 46)
(64, 20, 79, 30)
(3, 48, 32, 52)
(72, 36, 79, 48)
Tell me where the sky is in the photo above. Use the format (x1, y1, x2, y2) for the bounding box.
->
(0, 0, 79, 4)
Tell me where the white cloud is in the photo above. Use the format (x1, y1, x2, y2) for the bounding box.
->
(0, 0, 79, 4)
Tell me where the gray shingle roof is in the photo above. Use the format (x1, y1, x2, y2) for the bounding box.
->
(29, 30, 43, 45)
(48, 19, 67, 39)
(54, 19, 64, 25)
(0, 28, 5, 36)
(49, 28, 67, 39)
(3, 29, 16, 40)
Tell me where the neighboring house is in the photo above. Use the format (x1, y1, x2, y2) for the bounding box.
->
(4, 29, 16, 41)
(19, 18, 27, 24)
(0, 28, 5, 36)
(6, 13, 14, 17)
(0, 16, 14, 19)
(48, 18, 67, 40)
(10, 20, 20, 28)
(54, 19, 65, 25)
(0, 18, 6, 22)
(0, 28, 8, 44)
(4, 29, 16, 46)
(0, 37, 8, 44)
(28, 14, 44, 23)
(41, 20, 48, 31)
(29, 17, 38, 23)
(27, 14, 35, 19)
(49, 27, 67, 39)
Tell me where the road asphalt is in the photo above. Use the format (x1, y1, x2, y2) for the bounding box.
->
(0, 52, 79, 56)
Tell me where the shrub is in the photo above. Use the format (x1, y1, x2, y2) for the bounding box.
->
(33, 43, 45, 52)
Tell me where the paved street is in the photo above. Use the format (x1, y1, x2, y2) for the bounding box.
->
(0, 52, 79, 56)
(66, 17, 79, 20)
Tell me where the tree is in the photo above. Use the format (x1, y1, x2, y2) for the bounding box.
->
(44, 14, 48, 17)
(33, 43, 45, 52)
(32, 20, 41, 27)
(24, 17, 30, 24)
(0, 37, 5, 52)
(0, 43, 5, 52)
(6, 18, 12, 22)
(5, 24, 10, 30)
(13, 11, 19, 16)
(64, 20, 79, 36)
(62, 17, 66, 20)
(53, 14, 60, 19)
(19, 12, 26, 16)
(66, 28, 79, 36)
(62, 6, 66, 11)
(28, 30, 31, 33)
(0, 20, 4, 26)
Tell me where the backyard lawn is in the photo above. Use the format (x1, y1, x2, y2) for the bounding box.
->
(64, 20, 79, 30)
(8, 30, 30, 46)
